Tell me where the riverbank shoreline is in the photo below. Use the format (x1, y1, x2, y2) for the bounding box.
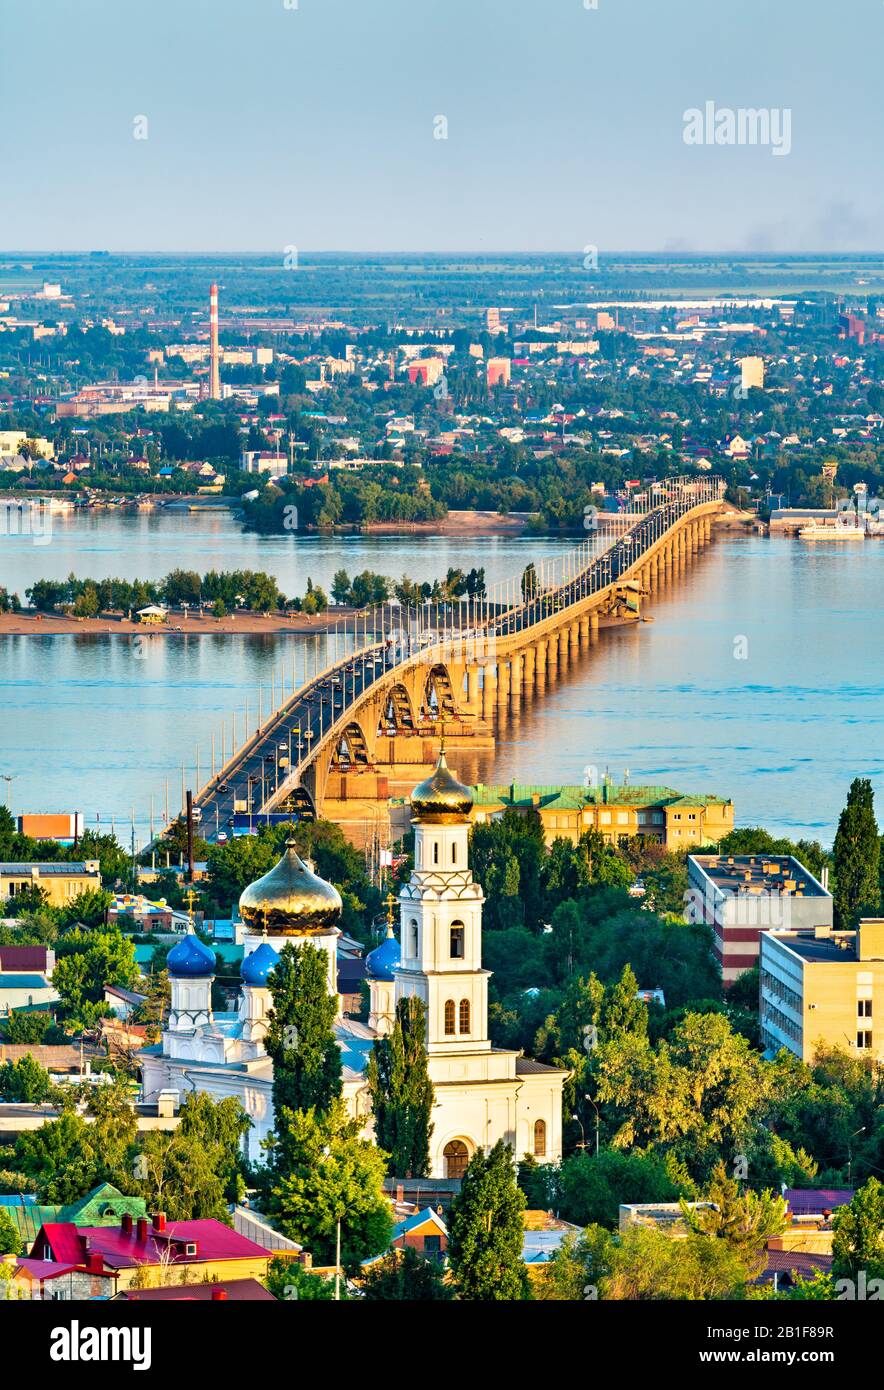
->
(0, 609, 365, 637)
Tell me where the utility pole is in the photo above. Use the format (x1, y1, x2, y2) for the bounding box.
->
(185, 790, 195, 881)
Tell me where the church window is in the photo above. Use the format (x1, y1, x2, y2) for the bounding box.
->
(459, 998, 470, 1034)
(433, 841, 439, 865)
(449, 922, 465, 959)
(444, 999, 456, 1034)
(409, 919, 418, 956)
(451, 841, 457, 864)
(533, 1119, 547, 1157)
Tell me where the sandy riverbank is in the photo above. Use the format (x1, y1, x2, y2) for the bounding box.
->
(0, 609, 364, 637)
(363, 510, 535, 535)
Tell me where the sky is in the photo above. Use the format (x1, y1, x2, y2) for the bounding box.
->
(4, 0, 883, 253)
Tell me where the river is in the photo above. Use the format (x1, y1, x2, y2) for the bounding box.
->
(0, 511, 881, 848)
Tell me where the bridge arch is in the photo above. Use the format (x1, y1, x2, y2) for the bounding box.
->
(331, 720, 371, 768)
(379, 682, 416, 734)
(424, 664, 457, 719)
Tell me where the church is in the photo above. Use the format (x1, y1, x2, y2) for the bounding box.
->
(140, 752, 566, 1179)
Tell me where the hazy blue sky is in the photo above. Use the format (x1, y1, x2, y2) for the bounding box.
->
(4, 0, 881, 252)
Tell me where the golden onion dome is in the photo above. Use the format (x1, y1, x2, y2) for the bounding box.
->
(239, 839, 342, 934)
(410, 752, 474, 823)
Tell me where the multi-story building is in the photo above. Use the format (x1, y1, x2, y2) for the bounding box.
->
(406, 357, 445, 387)
(0, 860, 101, 909)
(688, 854, 833, 986)
(739, 355, 765, 392)
(486, 357, 511, 388)
(471, 781, 733, 850)
(760, 918, 884, 1062)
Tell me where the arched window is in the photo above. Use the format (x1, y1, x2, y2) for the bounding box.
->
(451, 841, 457, 864)
(449, 921, 465, 959)
(533, 1119, 547, 1157)
(444, 999, 456, 1035)
(459, 998, 470, 1034)
(433, 841, 439, 865)
(409, 919, 418, 957)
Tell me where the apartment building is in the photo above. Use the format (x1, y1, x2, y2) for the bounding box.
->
(760, 919, 884, 1063)
(688, 854, 832, 986)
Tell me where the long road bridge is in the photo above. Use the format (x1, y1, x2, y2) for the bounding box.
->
(181, 476, 725, 844)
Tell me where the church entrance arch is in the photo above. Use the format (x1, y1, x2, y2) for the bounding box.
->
(443, 1138, 472, 1180)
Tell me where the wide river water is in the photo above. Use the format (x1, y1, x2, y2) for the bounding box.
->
(0, 510, 881, 848)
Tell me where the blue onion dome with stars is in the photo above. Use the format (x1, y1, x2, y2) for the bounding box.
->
(366, 924, 401, 982)
(241, 940, 280, 987)
(167, 930, 216, 978)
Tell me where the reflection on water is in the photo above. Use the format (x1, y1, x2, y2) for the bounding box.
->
(1, 525, 882, 846)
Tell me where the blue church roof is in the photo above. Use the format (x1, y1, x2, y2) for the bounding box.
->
(241, 941, 280, 987)
(366, 928, 400, 982)
(166, 931, 216, 978)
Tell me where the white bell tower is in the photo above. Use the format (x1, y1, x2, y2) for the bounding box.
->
(394, 751, 490, 1056)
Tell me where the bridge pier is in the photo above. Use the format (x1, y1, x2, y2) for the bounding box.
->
(590, 611, 600, 641)
(558, 628, 569, 666)
(497, 662, 510, 706)
(569, 621, 579, 654)
(466, 664, 481, 713)
(510, 655, 523, 701)
(547, 634, 558, 671)
(482, 666, 497, 719)
(523, 645, 536, 686)
(579, 615, 590, 645)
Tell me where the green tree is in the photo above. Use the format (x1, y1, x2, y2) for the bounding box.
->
(832, 1177, 884, 1282)
(517, 1154, 559, 1211)
(14, 1111, 103, 1204)
(559, 1149, 680, 1228)
(331, 569, 352, 605)
(135, 1129, 229, 1222)
(264, 1255, 341, 1301)
(536, 1225, 614, 1300)
(448, 1141, 528, 1301)
(682, 1162, 787, 1279)
(265, 942, 342, 1117)
(360, 1246, 452, 1300)
(366, 996, 434, 1178)
(0, 1054, 54, 1103)
(52, 927, 138, 1024)
(0, 1206, 21, 1257)
(267, 1101, 392, 1271)
(177, 1093, 250, 1204)
(601, 1225, 750, 1300)
(833, 778, 881, 926)
(1, 1011, 54, 1045)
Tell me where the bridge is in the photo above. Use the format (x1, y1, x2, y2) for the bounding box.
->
(183, 476, 725, 843)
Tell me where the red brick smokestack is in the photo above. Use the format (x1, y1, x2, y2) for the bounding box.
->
(209, 283, 221, 400)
